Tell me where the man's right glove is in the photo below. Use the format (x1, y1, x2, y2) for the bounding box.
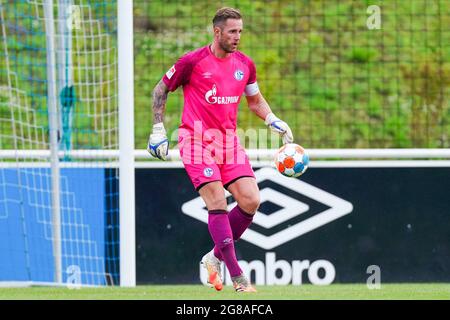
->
(147, 123, 169, 161)
(265, 112, 294, 144)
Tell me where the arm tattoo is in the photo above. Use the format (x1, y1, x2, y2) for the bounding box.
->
(152, 80, 169, 124)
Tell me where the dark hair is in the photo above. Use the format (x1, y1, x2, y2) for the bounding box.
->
(213, 7, 242, 28)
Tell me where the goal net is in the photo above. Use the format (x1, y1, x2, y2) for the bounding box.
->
(0, 0, 123, 286)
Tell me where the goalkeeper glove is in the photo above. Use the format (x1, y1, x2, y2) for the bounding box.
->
(265, 112, 294, 144)
(147, 123, 169, 161)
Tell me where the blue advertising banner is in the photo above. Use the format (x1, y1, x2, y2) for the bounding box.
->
(0, 168, 106, 284)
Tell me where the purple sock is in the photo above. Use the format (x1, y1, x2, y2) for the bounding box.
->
(208, 210, 242, 277)
(213, 205, 254, 261)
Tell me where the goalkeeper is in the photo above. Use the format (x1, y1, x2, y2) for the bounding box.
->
(148, 7, 293, 292)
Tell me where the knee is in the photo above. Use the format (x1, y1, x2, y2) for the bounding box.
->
(208, 196, 227, 211)
(200, 182, 227, 211)
(208, 192, 227, 211)
(238, 193, 260, 215)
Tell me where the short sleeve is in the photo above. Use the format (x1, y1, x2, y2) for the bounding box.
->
(247, 58, 257, 85)
(162, 53, 194, 92)
(244, 58, 259, 96)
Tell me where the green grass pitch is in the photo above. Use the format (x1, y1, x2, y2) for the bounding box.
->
(0, 284, 449, 300)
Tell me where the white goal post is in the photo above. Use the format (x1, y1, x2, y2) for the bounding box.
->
(118, 0, 136, 288)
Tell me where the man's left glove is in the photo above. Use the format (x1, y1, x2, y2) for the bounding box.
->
(147, 123, 169, 160)
(265, 112, 294, 144)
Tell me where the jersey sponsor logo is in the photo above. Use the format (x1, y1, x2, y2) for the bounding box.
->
(204, 84, 240, 105)
(234, 69, 244, 81)
(165, 65, 176, 79)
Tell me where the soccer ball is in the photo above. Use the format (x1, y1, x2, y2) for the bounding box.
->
(275, 143, 309, 178)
